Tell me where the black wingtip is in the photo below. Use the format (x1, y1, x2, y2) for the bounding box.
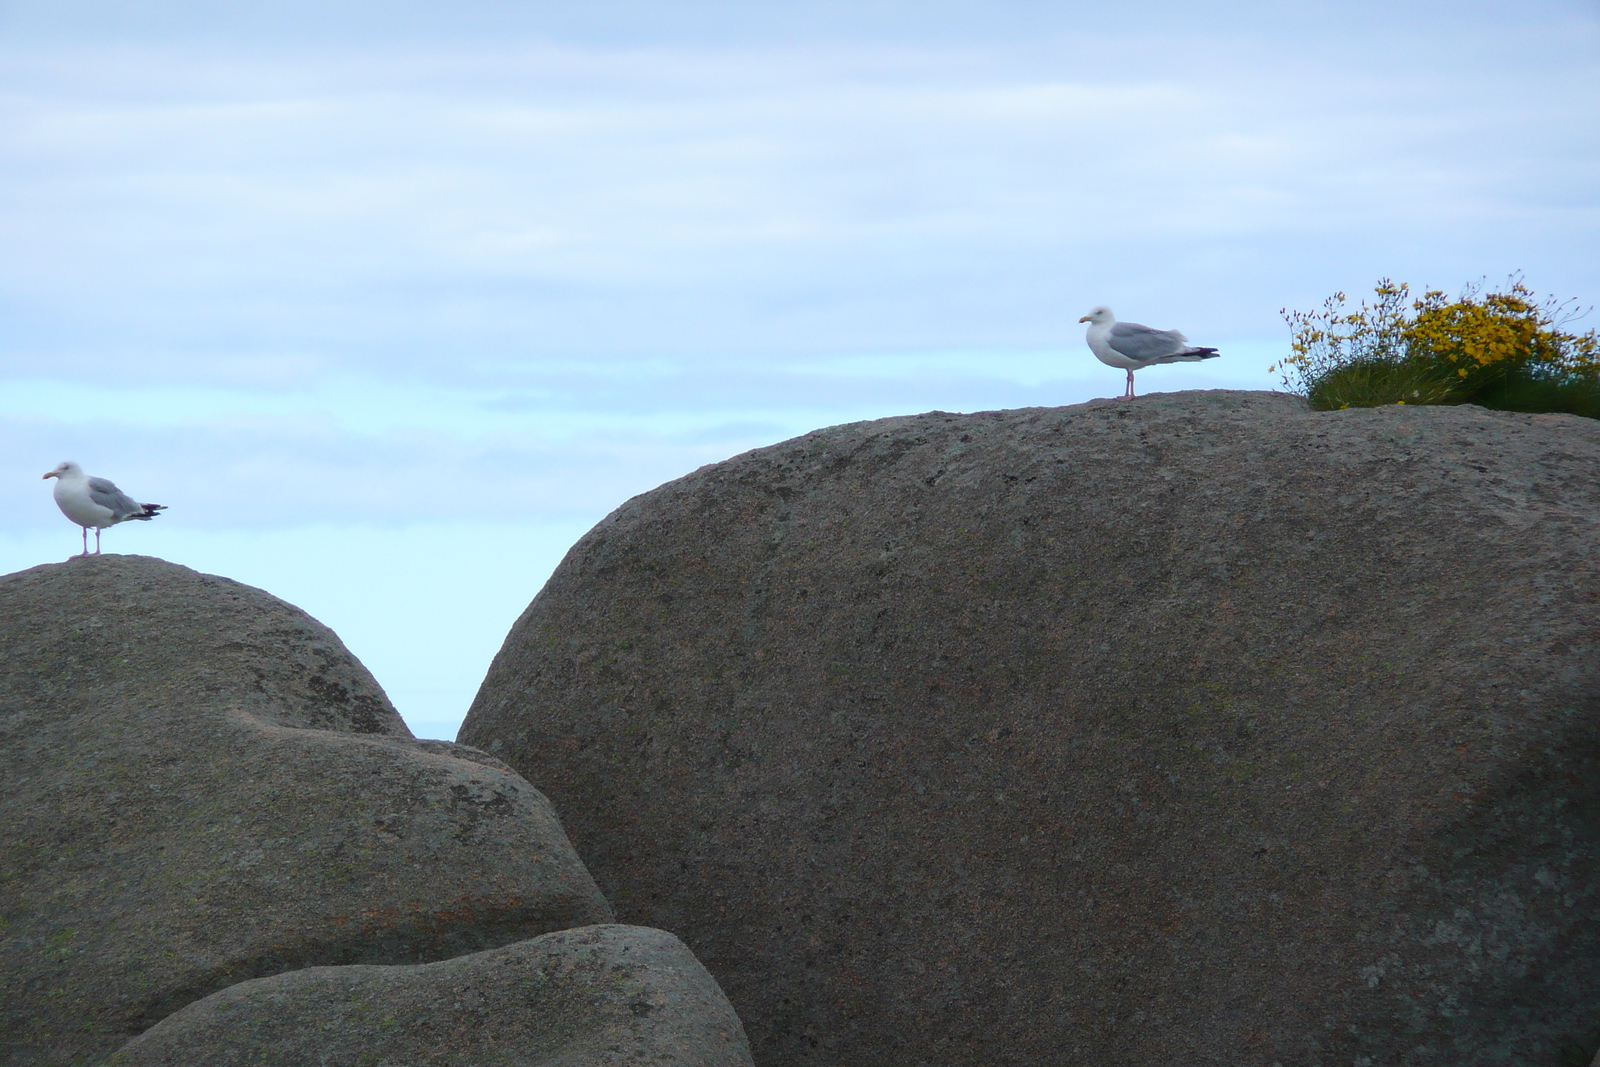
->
(133, 503, 167, 521)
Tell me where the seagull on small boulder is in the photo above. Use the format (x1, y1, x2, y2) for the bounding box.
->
(42, 461, 166, 557)
(1079, 305, 1220, 400)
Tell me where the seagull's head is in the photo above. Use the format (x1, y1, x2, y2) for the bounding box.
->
(42, 461, 80, 481)
(1078, 306, 1115, 325)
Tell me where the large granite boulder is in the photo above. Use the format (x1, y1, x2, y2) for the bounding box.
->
(0, 556, 615, 1066)
(110, 924, 753, 1066)
(461, 391, 1600, 1067)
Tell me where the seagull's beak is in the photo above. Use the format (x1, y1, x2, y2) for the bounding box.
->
(1077, 315, 1091, 323)
(41, 471, 55, 480)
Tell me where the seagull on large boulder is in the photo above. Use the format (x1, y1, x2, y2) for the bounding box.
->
(1079, 305, 1220, 400)
(42, 461, 166, 557)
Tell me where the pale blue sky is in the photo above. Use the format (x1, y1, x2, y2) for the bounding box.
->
(4, 0, 1598, 738)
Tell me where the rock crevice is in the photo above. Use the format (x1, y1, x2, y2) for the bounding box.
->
(1, 555, 749, 1067)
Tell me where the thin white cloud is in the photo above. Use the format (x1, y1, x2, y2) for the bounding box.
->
(3, 17, 1596, 394)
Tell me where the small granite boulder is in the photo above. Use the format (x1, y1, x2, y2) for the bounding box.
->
(462, 391, 1600, 1067)
(0, 556, 614, 1066)
(109, 924, 754, 1066)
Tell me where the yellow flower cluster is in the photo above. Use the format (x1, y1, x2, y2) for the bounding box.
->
(1406, 281, 1599, 380)
(1273, 276, 1600, 406)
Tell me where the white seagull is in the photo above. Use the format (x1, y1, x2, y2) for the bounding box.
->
(42, 461, 166, 557)
(1079, 305, 1220, 400)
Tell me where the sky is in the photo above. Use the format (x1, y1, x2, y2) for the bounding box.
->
(3, 0, 1597, 740)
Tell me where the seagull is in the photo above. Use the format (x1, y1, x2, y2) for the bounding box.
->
(1079, 305, 1220, 400)
(42, 461, 166, 557)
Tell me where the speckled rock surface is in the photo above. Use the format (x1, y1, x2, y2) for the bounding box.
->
(0, 555, 613, 1067)
(461, 391, 1600, 1067)
(109, 924, 753, 1067)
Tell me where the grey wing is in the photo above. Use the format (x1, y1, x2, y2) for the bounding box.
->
(1105, 321, 1190, 363)
(86, 476, 144, 520)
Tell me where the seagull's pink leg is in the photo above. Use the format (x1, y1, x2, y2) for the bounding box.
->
(94, 527, 102, 554)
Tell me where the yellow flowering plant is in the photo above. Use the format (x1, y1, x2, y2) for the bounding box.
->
(1273, 277, 1600, 416)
